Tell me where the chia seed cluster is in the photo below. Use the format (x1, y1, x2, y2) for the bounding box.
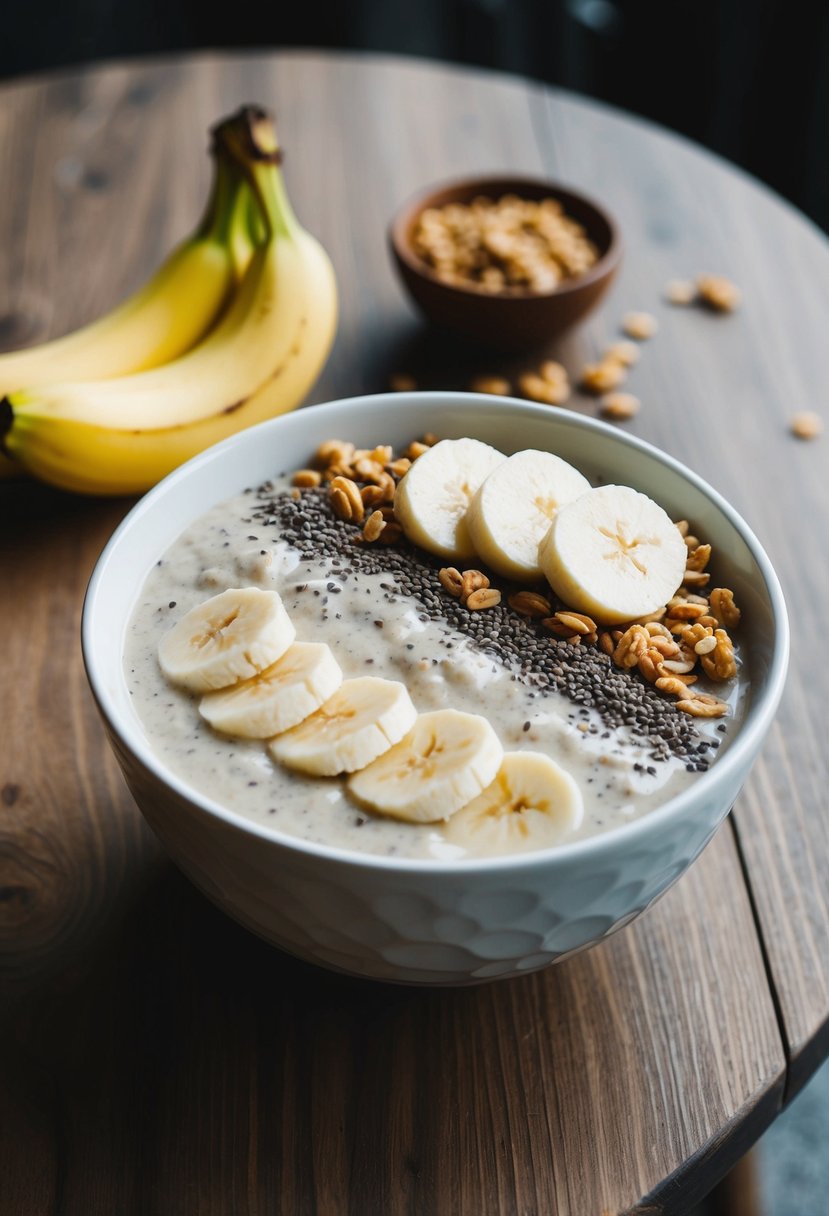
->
(252, 483, 717, 770)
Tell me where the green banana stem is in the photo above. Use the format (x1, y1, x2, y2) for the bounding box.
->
(197, 149, 250, 246)
(211, 106, 300, 243)
(195, 146, 259, 281)
(248, 158, 299, 243)
(244, 187, 268, 247)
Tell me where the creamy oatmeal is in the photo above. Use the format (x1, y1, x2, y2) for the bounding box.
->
(124, 464, 745, 862)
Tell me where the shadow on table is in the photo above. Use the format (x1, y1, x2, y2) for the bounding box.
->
(372, 319, 594, 405)
(0, 860, 522, 1209)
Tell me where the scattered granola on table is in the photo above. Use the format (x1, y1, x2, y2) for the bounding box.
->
(604, 340, 640, 366)
(621, 311, 659, 340)
(665, 279, 697, 305)
(581, 359, 627, 394)
(664, 274, 741, 312)
(389, 373, 417, 392)
(790, 411, 823, 440)
(600, 391, 640, 421)
(519, 367, 571, 406)
(470, 375, 511, 396)
(697, 274, 741, 312)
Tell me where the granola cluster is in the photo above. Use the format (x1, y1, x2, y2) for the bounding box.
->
(439, 566, 502, 611)
(588, 521, 739, 717)
(412, 195, 599, 294)
(666, 274, 742, 312)
(292, 435, 439, 547)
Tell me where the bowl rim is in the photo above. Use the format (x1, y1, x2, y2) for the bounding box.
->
(82, 391, 789, 875)
(388, 174, 623, 301)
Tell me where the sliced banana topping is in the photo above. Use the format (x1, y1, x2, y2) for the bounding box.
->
(199, 641, 343, 738)
(158, 587, 296, 692)
(268, 677, 417, 776)
(445, 751, 583, 854)
(348, 709, 503, 823)
(394, 437, 504, 560)
(539, 484, 687, 625)
(466, 448, 591, 580)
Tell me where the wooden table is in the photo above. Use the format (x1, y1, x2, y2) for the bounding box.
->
(1, 49, 828, 1216)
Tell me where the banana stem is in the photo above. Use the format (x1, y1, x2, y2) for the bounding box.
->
(197, 153, 250, 246)
(244, 188, 268, 247)
(211, 107, 300, 243)
(247, 161, 299, 243)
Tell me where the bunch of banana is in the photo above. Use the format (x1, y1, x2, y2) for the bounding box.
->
(0, 133, 249, 483)
(0, 107, 337, 495)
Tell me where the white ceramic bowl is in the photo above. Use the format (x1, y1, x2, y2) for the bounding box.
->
(83, 393, 789, 985)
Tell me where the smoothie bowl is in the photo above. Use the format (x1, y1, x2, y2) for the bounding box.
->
(82, 393, 788, 984)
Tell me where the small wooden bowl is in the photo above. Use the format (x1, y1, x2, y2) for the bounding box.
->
(389, 175, 622, 352)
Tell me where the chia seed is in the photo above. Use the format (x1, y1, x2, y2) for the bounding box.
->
(254, 484, 712, 768)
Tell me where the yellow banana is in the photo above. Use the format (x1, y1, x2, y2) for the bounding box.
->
(2, 233, 336, 495)
(10, 213, 307, 431)
(1, 111, 338, 496)
(0, 155, 249, 396)
(0, 148, 252, 485)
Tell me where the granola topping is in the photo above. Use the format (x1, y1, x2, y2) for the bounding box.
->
(508, 590, 552, 618)
(315, 435, 745, 725)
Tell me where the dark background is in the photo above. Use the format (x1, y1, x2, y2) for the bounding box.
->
(3, 0, 829, 233)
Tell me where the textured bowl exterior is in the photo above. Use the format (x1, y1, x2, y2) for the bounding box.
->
(83, 393, 789, 986)
(114, 730, 744, 984)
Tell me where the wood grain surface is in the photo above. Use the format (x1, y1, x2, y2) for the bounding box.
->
(0, 48, 825, 1214)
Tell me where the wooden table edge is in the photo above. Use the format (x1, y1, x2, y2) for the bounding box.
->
(630, 1064, 785, 1215)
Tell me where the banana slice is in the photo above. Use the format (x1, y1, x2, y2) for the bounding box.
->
(466, 449, 591, 580)
(268, 677, 416, 776)
(394, 438, 504, 560)
(348, 709, 503, 823)
(199, 642, 343, 738)
(539, 484, 687, 625)
(445, 752, 583, 855)
(159, 587, 295, 692)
